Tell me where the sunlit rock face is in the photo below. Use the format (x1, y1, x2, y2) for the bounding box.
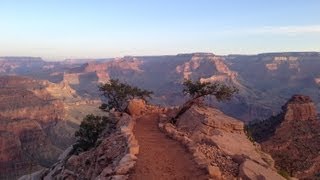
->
(0, 76, 103, 179)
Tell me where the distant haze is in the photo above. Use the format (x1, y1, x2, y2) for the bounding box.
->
(0, 0, 319, 60)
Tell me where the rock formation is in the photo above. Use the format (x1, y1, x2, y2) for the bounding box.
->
(1, 52, 320, 122)
(225, 52, 320, 121)
(159, 104, 284, 179)
(282, 95, 317, 122)
(0, 76, 64, 179)
(21, 112, 140, 180)
(249, 95, 320, 179)
(0, 76, 103, 179)
(20, 99, 290, 180)
(126, 99, 147, 116)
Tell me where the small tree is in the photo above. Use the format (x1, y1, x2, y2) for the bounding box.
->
(99, 79, 153, 112)
(73, 114, 115, 152)
(183, 79, 238, 101)
(172, 79, 238, 123)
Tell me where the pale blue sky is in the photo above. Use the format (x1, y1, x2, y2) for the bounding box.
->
(0, 0, 319, 60)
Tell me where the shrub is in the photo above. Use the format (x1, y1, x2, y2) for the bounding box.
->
(278, 169, 291, 180)
(183, 79, 238, 101)
(99, 79, 153, 112)
(172, 79, 238, 123)
(73, 114, 116, 152)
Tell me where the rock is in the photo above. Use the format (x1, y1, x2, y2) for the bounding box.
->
(119, 154, 137, 164)
(163, 104, 281, 178)
(207, 165, 222, 179)
(43, 114, 134, 179)
(100, 166, 113, 177)
(115, 161, 135, 175)
(126, 99, 147, 116)
(18, 170, 46, 180)
(110, 175, 128, 180)
(129, 145, 139, 155)
(58, 146, 73, 161)
(66, 155, 80, 169)
(283, 94, 317, 121)
(239, 159, 285, 180)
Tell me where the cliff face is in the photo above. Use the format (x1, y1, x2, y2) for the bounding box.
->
(225, 52, 320, 120)
(0, 76, 103, 180)
(254, 95, 320, 179)
(282, 95, 318, 122)
(0, 76, 64, 179)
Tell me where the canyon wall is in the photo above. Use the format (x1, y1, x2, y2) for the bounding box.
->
(1, 52, 319, 122)
(0, 76, 103, 179)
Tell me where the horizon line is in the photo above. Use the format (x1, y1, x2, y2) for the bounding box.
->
(0, 50, 319, 62)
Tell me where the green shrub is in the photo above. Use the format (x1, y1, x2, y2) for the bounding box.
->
(182, 79, 238, 101)
(73, 114, 116, 152)
(99, 79, 153, 112)
(244, 126, 255, 142)
(278, 169, 291, 180)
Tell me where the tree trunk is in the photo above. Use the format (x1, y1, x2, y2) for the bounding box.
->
(171, 97, 202, 124)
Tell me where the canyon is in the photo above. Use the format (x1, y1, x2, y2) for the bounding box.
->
(0, 52, 319, 179)
(22, 100, 285, 180)
(1, 52, 319, 121)
(0, 76, 103, 179)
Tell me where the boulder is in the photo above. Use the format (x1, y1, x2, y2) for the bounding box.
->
(126, 99, 147, 116)
(207, 165, 222, 179)
(239, 159, 285, 180)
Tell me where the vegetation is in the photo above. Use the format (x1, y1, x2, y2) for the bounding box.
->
(73, 114, 116, 152)
(278, 169, 291, 180)
(99, 79, 153, 112)
(182, 79, 238, 101)
(245, 114, 283, 142)
(172, 79, 238, 123)
(72, 80, 152, 153)
(244, 125, 255, 142)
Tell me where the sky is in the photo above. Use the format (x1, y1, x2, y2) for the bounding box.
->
(0, 0, 319, 60)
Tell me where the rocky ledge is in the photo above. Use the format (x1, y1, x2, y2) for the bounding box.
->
(19, 112, 139, 180)
(159, 105, 284, 180)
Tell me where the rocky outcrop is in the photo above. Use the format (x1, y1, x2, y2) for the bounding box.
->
(159, 105, 284, 180)
(282, 95, 317, 122)
(126, 99, 147, 116)
(36, 112, 139, 180)
(251, 95, 320, 179)
(175, 53, 238, 85)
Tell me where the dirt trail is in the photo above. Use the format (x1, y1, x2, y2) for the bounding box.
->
(129, 113, 208, 180)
